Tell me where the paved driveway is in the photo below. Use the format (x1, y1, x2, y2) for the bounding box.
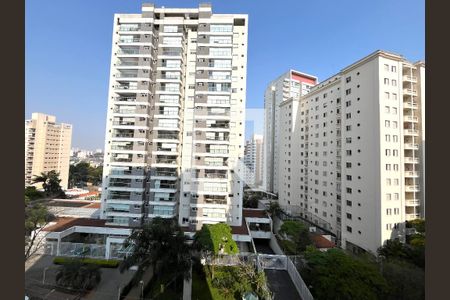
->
(265, 269, 302, 300)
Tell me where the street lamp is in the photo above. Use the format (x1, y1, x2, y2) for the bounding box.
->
(139, 280, 144, 299)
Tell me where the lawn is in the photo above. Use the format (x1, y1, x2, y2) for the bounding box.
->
(191, 266, 234, 300)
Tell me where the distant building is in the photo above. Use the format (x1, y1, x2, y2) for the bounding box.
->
(25, 113, 72, 190)
(244, 134, 264, 188)
(263, 70, 317, 194)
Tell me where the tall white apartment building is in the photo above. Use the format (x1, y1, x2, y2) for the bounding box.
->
(100, 3, 248, 230)
(263, 70, 317, 194)
(277, 50, 425, 254)
(25, 113, 72, 190)
(243, 134, 263, 188)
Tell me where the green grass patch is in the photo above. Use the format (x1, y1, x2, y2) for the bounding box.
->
(53, 257, 120, 268)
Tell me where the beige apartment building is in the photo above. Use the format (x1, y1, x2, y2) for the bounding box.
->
(276, 50, 425, 254)
(25, 113, 72, 190)
(100, 3, 248, 230)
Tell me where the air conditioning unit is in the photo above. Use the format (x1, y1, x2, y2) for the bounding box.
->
(309, 226, 317, 233)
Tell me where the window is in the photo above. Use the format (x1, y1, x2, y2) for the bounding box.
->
(346, 162, 352, 168)
(346, 150, 352, 156)
(346, 113, 352, 119)
(347, 226, 352, 233)
(385, 149, 391, 156)
(346, 76, 351, 83)
(394, 193, 399, 200)
(392, 79, 397, 86)
(346, 188, 352, 194)
(393, 150, 398, 156)
(392, 107, 397, 115)
(346, 125, 351, 131)
(384, 78, 389, 85)
(386, 208, 392, 215)
(392, 93, 397, 100)
(386, 164, 391, 171)
(393, 135, 398, 142)
(385, 134, 390, 142)
(347, 175, 352, 180)
(386, 178, 391, 185)
(347, 213, 352, 220)
(385, 120, 390, 127)
(394, 179, 399, 186)
(346, 101, 351, 107)
(393, 164, 399, 171)
(385, 106, 390, 113)
(384, 64, 389, 71)
(346, 89, 351, 95)
(386, 193, 391, 200)
(392, 121, 398, 128)
(394, 208, 399, 215)
(385, 92, 390, 99)
(391, 66, 397, 72)
(346, 200, 352, 206)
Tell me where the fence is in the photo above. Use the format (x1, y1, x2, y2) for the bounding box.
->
(203, 253, 314, 300)
(59, 242, 106, 258)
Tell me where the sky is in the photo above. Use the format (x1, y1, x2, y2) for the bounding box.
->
(26, 0, 424, 150)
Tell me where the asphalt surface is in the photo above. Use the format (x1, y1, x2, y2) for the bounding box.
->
(253, 238, 275, 254)
(265, 269, 302, 300)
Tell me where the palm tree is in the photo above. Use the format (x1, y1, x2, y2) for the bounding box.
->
(119, 217, 192, 294)
(31, 170, 63, 196)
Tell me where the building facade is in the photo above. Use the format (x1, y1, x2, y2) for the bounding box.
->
(100, 3, 248, 231)
(243, 134, 263, 188)
(277, 50, 425, 254)
(263, 70, 317, 194)
(25, 113, 72, 190)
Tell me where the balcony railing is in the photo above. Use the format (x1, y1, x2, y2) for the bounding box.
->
(404, 157, 420, 163)
(405, 185, 420, 192)
(117, 49, 141, 55)
(113, 133, 134, 138)
(153, 171, 177, 177)
(404, 143, 419, 149)
(111, 144, 133, 150)
(403, 75, 417, 82)
(404, 116, 418, 122)
(113, 109, 137, 114)
(156, 134, 179, 140)
(403, 88, 418, 96)
(116, 73, 139, 78)
(403, 102, 418, 109)
(405, 171, 419, 177)
(119, 38, 141, 43)
(115, 97, 137, 102)
(114, 85, 139, 90)
(404, 129, 419, 135)
(405, 200, 420, 206)
(155, 159, 177, 164)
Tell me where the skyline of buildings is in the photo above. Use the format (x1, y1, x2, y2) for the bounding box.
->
(25, 112, 72, 190)
(243, 134, 263, 188)
(100, 3, 248, 230)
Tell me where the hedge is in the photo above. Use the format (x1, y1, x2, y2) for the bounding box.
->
(53, 257, 120, 268)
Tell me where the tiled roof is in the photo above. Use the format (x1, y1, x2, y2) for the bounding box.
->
(43, 217, 129, 232)
(311, 235, 335, 249)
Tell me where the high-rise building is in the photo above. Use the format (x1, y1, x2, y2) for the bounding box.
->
(276, 50, 425, 254)
(100, 3, 248, 230)
(243, 134, 263, 188)
(263, 70, 317, 194)
(25, 113, 72, 190)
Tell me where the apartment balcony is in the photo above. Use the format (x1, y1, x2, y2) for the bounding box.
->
(112, 119, 148, 128)
(403, 102, 418, 109)
(118, 24, 152, 32)
(405, 213, 420, 221)
(404, 143, 419, 150)
(109, 180, 145, 189)
(113, 107, 149, 115)
(405, 171, 419, 178)
(404, 116, 419, 122)
(405, 199, 420, 206)
(405, 185, 420, 192)
(403, 75, 418, 83)
(403, 88, 418, 96)
(110, 168, 145, 177)
(115, 60, 151, 68)
(404, 157, 420, 164)
(110, 155, 146, 164)
(404, 129, 419, 136)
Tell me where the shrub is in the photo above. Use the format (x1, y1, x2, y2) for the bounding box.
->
(53, 257, 120, 268)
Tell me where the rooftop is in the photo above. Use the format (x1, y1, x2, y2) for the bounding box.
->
(43, 217, 128, 232)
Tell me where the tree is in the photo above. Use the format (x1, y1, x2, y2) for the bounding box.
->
(69, 162, 103, 187)
(25, 198, 55, 261)
(266, 201, 282, 218)
(406, 219, 425, 234)
(377, 239, 424, 269)
(381, 259, 424, 300)
(25, 186, 45, 200)
(55, 259, 101, 291)
(302, 247, 388, 300)
(31, 170, 64, 196)
(194, 223, 239, 255)
(279, 220, 312, 253)
(119, 217, 192, 290)
(243, 194, 259, 208)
